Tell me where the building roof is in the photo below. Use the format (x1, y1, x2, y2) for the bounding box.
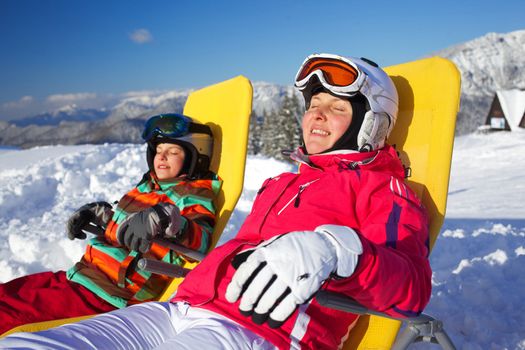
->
(496, 89, 525, 130)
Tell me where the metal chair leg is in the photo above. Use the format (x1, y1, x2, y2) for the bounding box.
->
(315, 291, 457, 350)
(392, 316, 456, 350)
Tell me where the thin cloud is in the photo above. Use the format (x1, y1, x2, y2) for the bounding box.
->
(1, 93, 116, 121)
(46, 93, 97, 105)
(129, 28, 153, 44)
(120, 90, 164, 98)
(2, 96, 34, 109)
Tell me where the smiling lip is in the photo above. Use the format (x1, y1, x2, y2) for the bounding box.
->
(311, 128, 330, 136)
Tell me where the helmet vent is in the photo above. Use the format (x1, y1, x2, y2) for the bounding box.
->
(360, 57, 379, 67)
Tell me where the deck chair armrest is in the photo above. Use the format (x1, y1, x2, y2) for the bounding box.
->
(138, 258, 191, 278)
(316, 290, 372, 316)
(151, 237, 206, 262)
(138, 238, 206, 278)
(316, 290, 434, 323)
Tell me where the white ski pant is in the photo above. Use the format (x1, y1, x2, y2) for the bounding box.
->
(0, 302, 277, 350)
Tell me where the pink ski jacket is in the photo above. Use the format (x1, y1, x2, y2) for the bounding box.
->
(173, 145, 431, 349)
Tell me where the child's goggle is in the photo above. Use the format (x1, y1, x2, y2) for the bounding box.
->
(142, 113, 192, 141)
(294, 54, 366, 96)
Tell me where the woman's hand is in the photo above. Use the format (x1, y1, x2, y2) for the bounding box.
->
(225, 225, 363, 328)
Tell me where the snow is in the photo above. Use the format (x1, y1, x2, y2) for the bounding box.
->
(1, 132, 524, 349)
(446, 131, 525, 218)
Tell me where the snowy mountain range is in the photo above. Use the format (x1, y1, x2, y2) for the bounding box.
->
(10, 106, 108, 128)
(0, 83, 294, 148)
(1, 29, 524, 147)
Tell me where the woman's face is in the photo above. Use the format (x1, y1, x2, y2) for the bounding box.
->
(153, 143, 186, 180)
(301, 92, 353, 154)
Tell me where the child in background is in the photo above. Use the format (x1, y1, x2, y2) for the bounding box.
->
(0, 114, 221, 335)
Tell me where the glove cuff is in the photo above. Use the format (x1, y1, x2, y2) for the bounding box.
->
(154, 203, 183, 238)
(315, 224, 363, 277)
(91, 201, 114, 226)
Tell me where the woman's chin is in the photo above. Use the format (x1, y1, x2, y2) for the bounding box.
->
(305, 145, 330, 155)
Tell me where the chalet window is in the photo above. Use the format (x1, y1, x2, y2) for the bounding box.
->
(490, 117, 506, 129)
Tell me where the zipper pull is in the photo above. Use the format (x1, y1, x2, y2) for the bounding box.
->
(257, 177, 273, 195)
(294, 185, 305, 208)
(293, 178, 320, 208)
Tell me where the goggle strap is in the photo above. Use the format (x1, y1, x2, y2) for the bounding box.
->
(143, 122, 212, 142)
(188, 123, 213, 136)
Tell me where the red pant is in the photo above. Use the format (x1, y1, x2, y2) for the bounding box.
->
(0, 271, 116, 335)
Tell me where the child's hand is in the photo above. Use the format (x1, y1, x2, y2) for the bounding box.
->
(66, 202, 113, 240)
(116, 203, 181, 253)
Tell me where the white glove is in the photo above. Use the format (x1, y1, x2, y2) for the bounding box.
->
(225, 224, 363, 328)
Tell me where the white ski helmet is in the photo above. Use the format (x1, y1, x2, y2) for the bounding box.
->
(294, 53, 399, 152)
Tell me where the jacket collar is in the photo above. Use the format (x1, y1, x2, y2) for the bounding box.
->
(290, 144, 406, 178)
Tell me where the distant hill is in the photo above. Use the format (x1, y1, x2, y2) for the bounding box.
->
(10, 105, 109, 127)
(0, 83, 295, 148)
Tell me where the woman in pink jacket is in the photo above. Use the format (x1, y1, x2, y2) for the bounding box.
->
(1, 54, 431, 350)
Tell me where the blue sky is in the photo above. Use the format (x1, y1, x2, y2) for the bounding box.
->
(1, 0, 524, 120)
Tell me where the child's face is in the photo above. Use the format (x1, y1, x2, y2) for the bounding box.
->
(153, 143, 186, 180)
(301, 92, 353, 154)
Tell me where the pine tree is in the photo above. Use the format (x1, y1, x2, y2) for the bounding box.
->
(284, 93, 303, 150)
(260, 92, 303, 161)
(248, 111, 263, 155)
(260, 109, 276, 157)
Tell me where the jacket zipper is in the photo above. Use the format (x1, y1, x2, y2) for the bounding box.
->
(277, 178, 320, 215)
(257, 176, 279, 195)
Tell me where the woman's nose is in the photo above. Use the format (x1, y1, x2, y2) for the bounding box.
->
(314, 109, 327, 120)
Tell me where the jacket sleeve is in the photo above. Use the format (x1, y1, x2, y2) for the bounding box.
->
(102, 181, 219, 254)
(175, 203, 216, 254)
(165, 182, 218, 254)
(325, 175, 432, 318)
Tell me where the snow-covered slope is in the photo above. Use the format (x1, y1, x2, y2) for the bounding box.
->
(251, 81, 298, 117)
(437, 30, 525, 96)
(1, 131, 524, 348)
(0, 144, 146, 278)
(446, 130, 525, 218)
(435, 29, 525, 135)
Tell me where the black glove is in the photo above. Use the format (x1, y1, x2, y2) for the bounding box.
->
(116, 203, 182, 253)
(66, 202, 113, 240)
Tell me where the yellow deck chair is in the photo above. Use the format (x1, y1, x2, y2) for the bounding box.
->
(1, 75, 253, 337)
(3, 58, 459, 347)
(317, 57, 461, 349)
